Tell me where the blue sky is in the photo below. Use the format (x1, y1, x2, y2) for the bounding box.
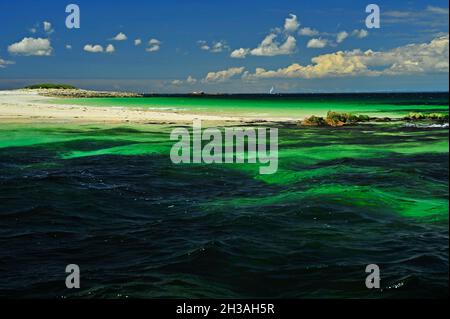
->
(0, 0, 448, 93)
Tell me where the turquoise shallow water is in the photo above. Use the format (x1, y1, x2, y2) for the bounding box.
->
(51, 93, 449, 119)
(0, 93, 448, 298)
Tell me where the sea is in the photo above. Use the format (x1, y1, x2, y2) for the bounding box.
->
(0, 92, 448, 298)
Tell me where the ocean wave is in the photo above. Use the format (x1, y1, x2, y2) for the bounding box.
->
(403, 123, 449, 128)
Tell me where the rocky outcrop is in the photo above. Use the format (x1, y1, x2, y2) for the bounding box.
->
(300, 111, 371, 127)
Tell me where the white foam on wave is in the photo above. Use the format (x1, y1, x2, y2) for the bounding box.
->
(403, 123, 449, 128)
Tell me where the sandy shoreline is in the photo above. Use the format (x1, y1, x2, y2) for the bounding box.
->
(0, 90, 298, 125)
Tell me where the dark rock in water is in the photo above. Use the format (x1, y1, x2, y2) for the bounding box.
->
(404, 112, 449, 122)
(299, 111, 373, 127)
(299, 115, 327, 127)
(373, 117, 392, 122)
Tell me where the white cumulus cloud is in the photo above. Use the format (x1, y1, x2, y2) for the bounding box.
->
(232, 33, 296, 58)
(8, 37, 53, 56)
(243, 35, 449, 80)
(84, 44, 116, 54)
(146, 39, 161, 52)
(203, 67, 245, 83)
(252, 34, 297, 56)
(230, 48, 250, 59)
(198, 40, 230, 53)
(230, 14, 298, 58)
(352, 29, 369, 39)
(307, 38, 328, 48)
(111, 32, 128, 41)
(43, 21, 54, 34)
(284, 14, 300, 32)
(134, 39, 142, 46)
(198, 40, 210, 51)
(106, 44, 115, 53)
(172, 75, 198, 86)
(186, 75, 197, 84)
(171, 79, 183, 86)
(336, 31, 349, 44)
(84, 44, 104, 53)
(299, 27, 320, 37)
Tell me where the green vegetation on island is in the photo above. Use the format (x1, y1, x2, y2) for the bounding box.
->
(24, 84, 78, 90)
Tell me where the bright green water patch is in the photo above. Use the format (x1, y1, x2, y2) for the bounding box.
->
(206, 184, 448, 220)
(50, 96, 449, 119)
(1, 122, 446, 221)
(62, 142, 172, 159)
(0, 123, 172, 149)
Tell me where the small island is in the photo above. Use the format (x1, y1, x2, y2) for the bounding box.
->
(22, 83, 143, 98)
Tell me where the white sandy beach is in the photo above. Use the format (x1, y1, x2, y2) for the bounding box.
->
(0, 90, 297, 125)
